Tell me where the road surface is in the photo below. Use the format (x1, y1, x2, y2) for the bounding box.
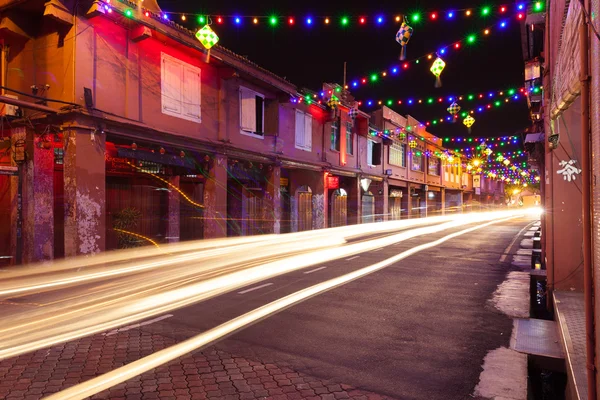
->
(0, 211, 537, 400)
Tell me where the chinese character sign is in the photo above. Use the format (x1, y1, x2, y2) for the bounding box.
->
(556, 159, 582, 182)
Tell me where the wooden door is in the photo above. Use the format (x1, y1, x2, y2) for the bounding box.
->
(361, 194, 375, 224)
(297, 191, 313, 231)
(330, 191, 347, 227)
(243, 188, 265, 236)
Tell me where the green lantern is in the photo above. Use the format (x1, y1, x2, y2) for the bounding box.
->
(430, 57, 446, 88)
(195, 24, 219, 50)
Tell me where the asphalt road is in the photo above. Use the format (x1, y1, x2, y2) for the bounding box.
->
(139, 215, 533, 399)
(0, 212, 536, 400)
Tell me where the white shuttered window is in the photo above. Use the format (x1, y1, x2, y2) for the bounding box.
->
(367, 140, 374, 166)
(161, 53, 201, 123)
(295, 110, 313, 151)
(240, 86, 265, 138)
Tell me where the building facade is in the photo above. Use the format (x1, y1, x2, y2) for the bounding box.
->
(0, 0, 503, 266)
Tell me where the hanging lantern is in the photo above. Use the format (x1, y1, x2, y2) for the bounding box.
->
(463, 115, 475, 133)
(484, 147, 493, 156)
(447, 155, 455, 163)
(159, 147, 166, 155)
(348, 107, 358, 120)
(409, 139, 418, 148)
(440, 152, 448, 161)
(503, 159, 511, 166)
(399, 132, 407, 140)
(195, 24, 219, 62)
(195, 24, 219, 49)
(396, 19, 414, 60)
(430, 57, 446, 88)
(496, 155, 505, 162)
(446, 102, 461, 123)
(327, 95, 340, 109)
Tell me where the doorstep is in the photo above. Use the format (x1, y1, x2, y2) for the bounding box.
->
(554, 291, 588, 400)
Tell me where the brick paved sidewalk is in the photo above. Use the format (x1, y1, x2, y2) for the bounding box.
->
(0, 320, 395, 400)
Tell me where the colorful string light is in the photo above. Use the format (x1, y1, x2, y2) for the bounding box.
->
(355, 86, 526, 108)
(155, 2, 543, 28)
(347, 20, 516, 90)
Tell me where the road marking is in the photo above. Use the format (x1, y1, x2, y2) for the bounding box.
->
(238, 283, 273, 294)
(346, 256, 360, 261)
(499, 221, 537, 262)
(102, 314, 173, 336)
(304, 267, 327, 274)
(48, 215, 520, 400)
(371, 248, 384, 252)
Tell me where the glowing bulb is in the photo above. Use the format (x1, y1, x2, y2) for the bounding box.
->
(288, 17, 294, 25)
(466, 10, 472, 16)
(181, 14, 186, 21)
(325, 17, 330, 24)
(306, 17, 312, 25)
(253, 17, 258, 24)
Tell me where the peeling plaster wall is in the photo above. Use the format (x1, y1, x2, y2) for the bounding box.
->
(63, 128, 106, 257)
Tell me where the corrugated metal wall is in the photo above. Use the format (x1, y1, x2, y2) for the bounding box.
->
(590, 0, 600, 392)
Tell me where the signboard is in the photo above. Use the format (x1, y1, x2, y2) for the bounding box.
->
(475, 187, 481, 195)
(0, 165, 18, 176)
(473, 175, 481, 188)
(327, 176, 340, 189)
(280, 177, 289, 187)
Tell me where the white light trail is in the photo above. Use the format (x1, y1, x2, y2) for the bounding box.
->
(45, 214, 521, 400)
(0, 209, 541, 363)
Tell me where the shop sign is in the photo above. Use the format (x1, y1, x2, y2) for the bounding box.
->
(327, 176, 340, 189)
(473, 175, 481, 188)
(390, 189, 403, 198)
(280, 177, 289, 187)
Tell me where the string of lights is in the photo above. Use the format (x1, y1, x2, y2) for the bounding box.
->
(355, 87, 541, 108)
(343, 20, 520, 90)
(156, 2, 543, 28)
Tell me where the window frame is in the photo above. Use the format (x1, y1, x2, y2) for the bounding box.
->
(367, 139, 375, 166)
(239, 86, 265, 139)
(428, 156, 440, 176)
(389, 142, 406, 168)
(330, 121, 340, 152)
(161, 52, 202, 123)
(345, 122, 354, 155)
(294, 109, 313, 151)
(411, 151, 423, 172)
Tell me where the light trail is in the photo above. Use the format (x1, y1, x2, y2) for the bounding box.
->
(0, 209, 541, 362)
(0, 216, 454, 297)
(45, 213, 524, 400)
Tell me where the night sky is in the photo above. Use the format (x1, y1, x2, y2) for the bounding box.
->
(163, 0, 531, 140)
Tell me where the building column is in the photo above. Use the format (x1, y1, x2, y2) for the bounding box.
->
(166, 176, 180, 243)
(440, 188, 446, 216)
(10, 127, 54, 263)
(63, 127, 106, 257)
(312, 172, 326, 229)
(382, 180, 389, 221)
(266, 165, 281, 234)
(351, 177, 361, 225)
(203, 154, 228, 239)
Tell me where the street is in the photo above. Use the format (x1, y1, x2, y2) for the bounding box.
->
(0, 212, 537, 400)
